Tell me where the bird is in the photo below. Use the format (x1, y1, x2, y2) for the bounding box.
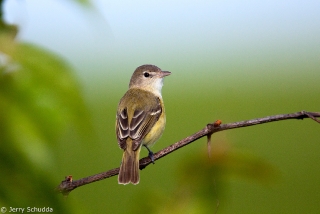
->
(116, 64, 171, 185)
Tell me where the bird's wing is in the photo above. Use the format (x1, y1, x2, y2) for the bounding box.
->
(116, 89, 162, 151)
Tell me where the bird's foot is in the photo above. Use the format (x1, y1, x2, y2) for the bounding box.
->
(144, 145, 155, 164)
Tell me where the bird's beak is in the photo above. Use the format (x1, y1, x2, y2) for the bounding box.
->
(160, 71, 171, 77)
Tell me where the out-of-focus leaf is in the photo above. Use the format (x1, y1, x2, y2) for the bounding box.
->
(0, 21, 92, 211)
(73, 0, 92, 7)
(62, 0, 92, 8)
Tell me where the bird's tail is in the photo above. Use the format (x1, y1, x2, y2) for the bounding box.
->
(118, 140, 141, 185)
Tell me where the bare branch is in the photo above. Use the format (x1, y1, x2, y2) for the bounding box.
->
(56, 111, 320, 196)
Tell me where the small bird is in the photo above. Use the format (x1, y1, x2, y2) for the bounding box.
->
(116, 64, 171, 185)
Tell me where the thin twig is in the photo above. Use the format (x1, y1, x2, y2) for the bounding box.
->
(56, 111, 320, 195)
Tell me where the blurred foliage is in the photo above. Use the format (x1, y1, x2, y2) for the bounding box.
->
(74, 0, 92, 7)
(0, 10, 92, 212)
(133, 139, 277, 214)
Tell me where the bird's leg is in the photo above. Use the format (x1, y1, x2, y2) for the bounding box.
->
(144, 145, 155, 164)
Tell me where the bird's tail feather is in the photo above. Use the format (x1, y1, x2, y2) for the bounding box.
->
(118, 141, 141, 185)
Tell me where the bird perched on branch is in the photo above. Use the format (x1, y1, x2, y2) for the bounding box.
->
(116, 64, 171, 185)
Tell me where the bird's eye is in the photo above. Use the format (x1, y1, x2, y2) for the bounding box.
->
(144, 72, 150, 77)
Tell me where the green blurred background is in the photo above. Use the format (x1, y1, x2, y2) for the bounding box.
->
(1, 0, 319, 213)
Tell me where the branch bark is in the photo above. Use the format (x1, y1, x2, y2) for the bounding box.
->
(56, 111, 320, 196)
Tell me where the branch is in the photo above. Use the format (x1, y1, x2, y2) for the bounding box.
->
(56, 111, 320, 196)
